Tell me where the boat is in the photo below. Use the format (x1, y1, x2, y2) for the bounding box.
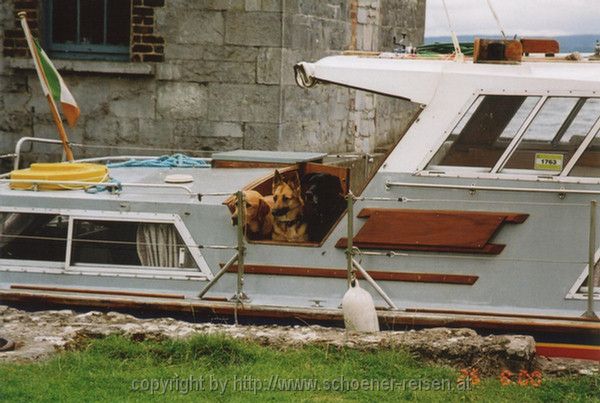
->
(1, 38, 599, 361)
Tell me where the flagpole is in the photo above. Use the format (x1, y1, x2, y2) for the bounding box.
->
(18, 12, 74, 162)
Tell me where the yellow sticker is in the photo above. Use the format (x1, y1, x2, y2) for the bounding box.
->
(534, 153, 564, 171)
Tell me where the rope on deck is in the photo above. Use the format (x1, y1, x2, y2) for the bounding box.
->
(107, 154, 210, 168)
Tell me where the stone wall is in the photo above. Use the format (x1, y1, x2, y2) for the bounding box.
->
(0, 0, 425, 165)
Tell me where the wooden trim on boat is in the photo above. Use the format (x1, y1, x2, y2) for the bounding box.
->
(1, 290, 599, 338)
(220, 264, 478, 285)
(520, 38, 560, 55)
(212, 160, 294, 169)
(356, 209, 529, 223)
(536, 342, 600, 361)
(404, 307, 600, 323)
(336, 208, 528, 254)
(9, 284, 186, 299)
(335, 239, 505, 254)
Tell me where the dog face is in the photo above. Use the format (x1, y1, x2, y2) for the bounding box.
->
(228, 190, 272, 236)
(271, 170, 303, 222)
(301, 173, 346, 242)
(271, 170, 308, 242)
(302, 173, 345, 219)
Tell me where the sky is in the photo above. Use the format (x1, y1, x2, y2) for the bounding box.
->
(425, 0, 600, 37)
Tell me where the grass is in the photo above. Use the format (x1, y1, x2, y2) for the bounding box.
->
(0, 334, 598, 402)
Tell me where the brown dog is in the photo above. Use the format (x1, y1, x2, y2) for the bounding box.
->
(271, 170, 308, 242)
(228, 190, 273, 240)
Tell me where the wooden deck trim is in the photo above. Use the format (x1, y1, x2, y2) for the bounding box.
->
(356, 208, 529, 224)
(1, 290, 599, 338)
(221, 264, 478, 285)
(335, 238, 505, 255)
(212, 160, 294, 169)
(10, 284, 186, 299)
(339, 208, 527, 254)
(405, 307, 600, 323)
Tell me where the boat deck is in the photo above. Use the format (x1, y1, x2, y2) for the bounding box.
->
(0, 166, 273, 205)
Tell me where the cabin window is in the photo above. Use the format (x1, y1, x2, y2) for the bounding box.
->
(500, 97, 600, 173)
(567, 99, 600, 177)
(70, 220, 196, 269)
(44, 0, 131, 61)
(427, 95, 541, 169)
(0, 213, 68, 262)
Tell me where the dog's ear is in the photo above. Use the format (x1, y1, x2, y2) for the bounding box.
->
(225, 195, 237, 212)
(287, 171, 301, 189)
(273, 170, 283, 188)
(257, 198, 270, 221)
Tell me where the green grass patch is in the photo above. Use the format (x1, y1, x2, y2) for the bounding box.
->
(0, 334, 598, 402)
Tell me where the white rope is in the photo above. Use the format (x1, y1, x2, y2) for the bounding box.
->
(441, 0, 463, 61)
(485, 0, 507, 39)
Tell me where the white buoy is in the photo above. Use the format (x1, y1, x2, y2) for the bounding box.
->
(342, 278, 380, 332)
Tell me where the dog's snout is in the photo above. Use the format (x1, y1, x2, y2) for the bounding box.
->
(231, 215, 238, 226)
(272, 207, 289, 217)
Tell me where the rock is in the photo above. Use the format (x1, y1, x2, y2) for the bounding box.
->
(0, 304, 596, 377)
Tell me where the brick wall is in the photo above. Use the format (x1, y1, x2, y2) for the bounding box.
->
(131, 0, 165, 62)
(2, 0, 38, 58)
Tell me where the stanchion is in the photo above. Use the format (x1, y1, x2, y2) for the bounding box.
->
(583, 200, 598, 319)
(346, 191, 355, 286)
(233, 191, 249, 324)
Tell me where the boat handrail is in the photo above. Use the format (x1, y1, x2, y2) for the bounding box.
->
(0, 178, 196, 195)
(14, 137, 67, 170)
(13, 137, 215, 170)
(385, 181, 600, 196)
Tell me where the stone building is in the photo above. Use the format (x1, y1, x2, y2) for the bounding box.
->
(0, 0, 425, 163)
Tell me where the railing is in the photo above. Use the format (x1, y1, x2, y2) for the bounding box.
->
(197, 191, 248, 323)
(585, 200, 598, 319)
(12, 137, 216, 171)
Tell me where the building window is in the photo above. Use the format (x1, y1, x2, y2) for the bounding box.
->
(44, 0, 131, 61)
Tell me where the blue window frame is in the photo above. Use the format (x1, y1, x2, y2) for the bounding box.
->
(44, 0, 131, 61)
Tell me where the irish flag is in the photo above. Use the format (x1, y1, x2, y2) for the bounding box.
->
(19, 14, 80, 128)
(32, 39, 80, 128)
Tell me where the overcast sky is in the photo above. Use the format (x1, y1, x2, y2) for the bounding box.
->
(426, 0, 600, 37)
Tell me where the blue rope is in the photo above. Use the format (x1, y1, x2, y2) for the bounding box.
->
(107, 154, 210, 168)
(85, 178, 122, 194)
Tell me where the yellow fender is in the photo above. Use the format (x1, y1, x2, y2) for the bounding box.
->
(10, 162, 108, 190)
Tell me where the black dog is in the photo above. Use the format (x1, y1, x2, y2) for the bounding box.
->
(301, 173, 346, 242)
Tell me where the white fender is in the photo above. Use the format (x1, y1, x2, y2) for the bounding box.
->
(341, 279, 380, 332)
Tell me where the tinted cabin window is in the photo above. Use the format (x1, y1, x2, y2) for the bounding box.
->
(428, 95, 540, 169)
(46, 0, 130, 60)
(501, 97, 599, 172)
(0, 213, 67, 261)
(71, 220, 196, 269)
(567, 99, 600, 177)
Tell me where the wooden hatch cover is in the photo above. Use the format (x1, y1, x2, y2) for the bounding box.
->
(336, 208, 528, 254)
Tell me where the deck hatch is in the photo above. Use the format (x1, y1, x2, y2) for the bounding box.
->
(336, 209, 528, 254)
